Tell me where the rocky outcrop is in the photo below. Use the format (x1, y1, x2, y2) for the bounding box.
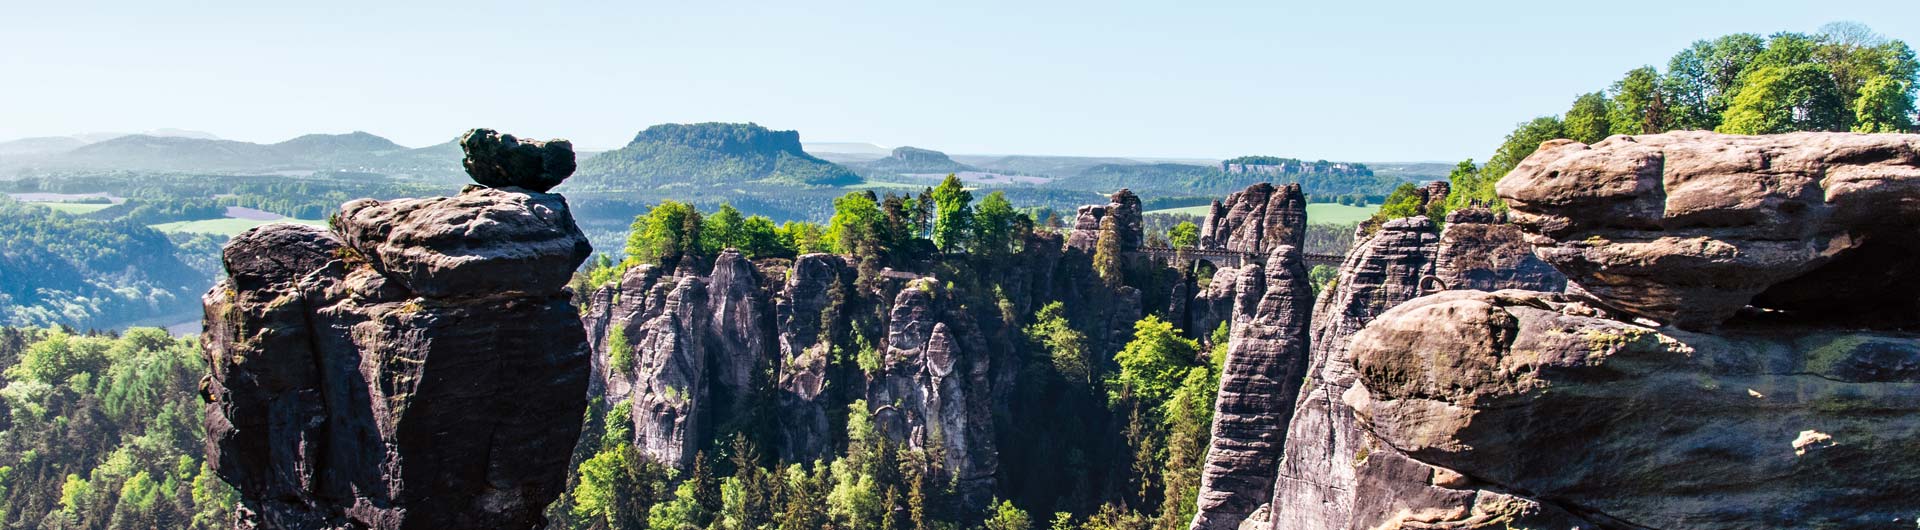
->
(459, 128, 575, 192)
(1432, 207, 1566, 293)
(1266, 217, 1441, 530)
(1244, 132, 1920, 529)
(1190, 246, 1313, 530)
(586, 250, 778, 469)
(202, 183, 592, 528)
(1498, 131, 1920, 329)
(773, 253, 853, 464)
(1066, 188, 1144, 251)
(1199, 183, 1307, 255)
(870, 282, 999, 507)
(1342, 289, 1920, 528)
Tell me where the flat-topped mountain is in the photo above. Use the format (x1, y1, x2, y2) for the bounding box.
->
(572, 122, 860, 188)
(852, 145, 978, 174)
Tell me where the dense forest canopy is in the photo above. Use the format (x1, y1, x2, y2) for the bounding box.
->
(0, 327, 237, 528)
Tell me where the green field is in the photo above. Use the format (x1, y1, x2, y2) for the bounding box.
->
(1144, 202, 1378, 225)
(1304, 203, 1379, 225)
(28, 202, 114, 214)
(149, 217, 327, 235)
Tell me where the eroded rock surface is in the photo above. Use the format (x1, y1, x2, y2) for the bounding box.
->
(1498, 131, 1920, 328)
(1199, 183, 1307, 254)
(202, 185, 592, 529)
(870, 283, 999, 506)
(1344, 290, 1920, 528)
(1190, 247, 1313, 530)
(1067, 188, 1144, 251)
(1433, 207, 1567, 293)
(1267, 217, 1440, 530)
(460, 128, 576, 192)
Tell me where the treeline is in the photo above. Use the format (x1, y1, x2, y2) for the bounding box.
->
(599, 175, 1035, 290)
(0, 327, 238, 529)
(1447, 23, 1918, 211)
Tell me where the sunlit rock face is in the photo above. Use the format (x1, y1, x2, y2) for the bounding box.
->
(202, 131, 591, 530)
(1499, 131, 1920, 330)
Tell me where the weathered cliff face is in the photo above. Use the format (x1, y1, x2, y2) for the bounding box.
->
(1344, 290, 1920, 528)
(1433, 207, 1567, 293)
(1266, 217, 1440, 530)
(1189, 246, 1313, 530)
(1498, 131, 1920, 329)
(202, 179, 593, 529)
(583, 250, 779, 470)
(773, 253, 853, 464)
(1199, 183, 1307, 254)
(1067, 188, 1145, 251)
(1246, 132, 1920, 529)
(577, 228, 1146, 512)
(871, 283, 999, 506)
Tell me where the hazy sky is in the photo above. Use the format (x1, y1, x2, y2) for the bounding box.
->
(2, 1, 1915, 161)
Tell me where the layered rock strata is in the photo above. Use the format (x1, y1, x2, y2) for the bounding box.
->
(1498, 131, 1920, 329)
(202, 187, 592, 529)
(1067, 188, 1144, 250)
(1344, 290, 1920, 528)
(1198, 183, 1308, 254)
(1188, 246, 1313, 530)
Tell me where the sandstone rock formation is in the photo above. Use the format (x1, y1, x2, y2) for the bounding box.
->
(1433, 206, 1566, 293)
(1267, 216, 1441, 530)
(1189, 246, 1312, 530)
(460, 128, 576, 192)
(1199, 183, 1307, 255)
(773, 253, 853, 464)
(583, 250, 778, 470)
(870, 282, 999, 507)
(1498, 131, 1920, 329)
(1241, 132, 1920, 529)
(1067, 188, 1144, 251)
(1342, 289, 1919, 528)
(202, 186, 592, 528)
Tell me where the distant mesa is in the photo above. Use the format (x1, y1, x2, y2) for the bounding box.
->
(573, 122, 861, 188)
(460, 128, 575, 192)
(856, 146, 978, 174)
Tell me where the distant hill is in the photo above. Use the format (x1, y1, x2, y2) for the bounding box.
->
(3, 131, 464, 178)
(573, 122, 861, 188)
(0, 136, 89, 158)
(853, 146, 977, 175)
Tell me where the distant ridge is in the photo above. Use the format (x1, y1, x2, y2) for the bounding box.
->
(1, 131, 463, 178)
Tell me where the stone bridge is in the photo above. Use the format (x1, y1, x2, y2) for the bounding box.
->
(1131, 246, 1345, 268)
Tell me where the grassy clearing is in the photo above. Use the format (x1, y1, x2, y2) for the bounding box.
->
(149, 217, 327, 236)
(1305, 203, 1379, 225)
(1143, 202, 1380, 225)
(30, 202, 115, 215)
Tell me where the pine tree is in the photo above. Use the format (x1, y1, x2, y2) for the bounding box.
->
(1092, 215, 1124, 288)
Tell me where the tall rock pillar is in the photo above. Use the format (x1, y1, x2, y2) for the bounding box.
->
(201, 129, 592, 530)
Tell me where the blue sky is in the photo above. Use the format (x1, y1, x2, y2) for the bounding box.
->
(2, 1, 1915, 161)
